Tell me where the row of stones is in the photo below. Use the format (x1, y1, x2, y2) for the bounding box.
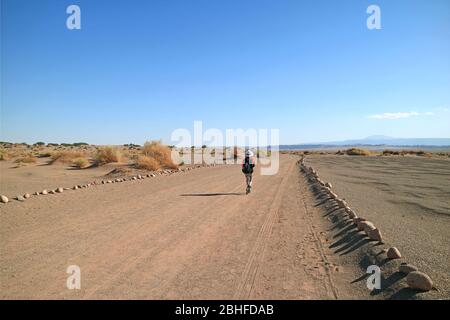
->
(0, 163, 217, 204)
(298, 157, 434, 292)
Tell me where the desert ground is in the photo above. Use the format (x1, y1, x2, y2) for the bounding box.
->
(304, 154, 450, 298)
(0, 144, 449, 299)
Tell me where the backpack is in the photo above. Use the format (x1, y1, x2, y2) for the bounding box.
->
(242, 157, 254, 174)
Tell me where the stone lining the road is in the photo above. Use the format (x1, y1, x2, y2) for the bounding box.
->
(297, 156, 434, 292)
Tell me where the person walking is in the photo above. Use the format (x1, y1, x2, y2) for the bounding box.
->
(242, 150, 256, 194)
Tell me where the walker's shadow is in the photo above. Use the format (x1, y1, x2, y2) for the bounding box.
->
(180, 193, 245, 197)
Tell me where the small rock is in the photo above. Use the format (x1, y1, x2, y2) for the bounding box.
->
(353, 217, 366, 224)
(357, 220, 372, 232)
(346, 208, 357, 219)
(42, 190, 48, 195)
(325, 182, 332, 189)
(368, 228, 383, 242)
(56, 187, 64, 193)
(107, 180, 112, 184)
(73, 186, 79, 190)
(362, 221, 376, 234)
(1, 195, 9, 203)
(49, 190, 56, 194)
(24, 193, 31, 199)
(132, 177, 137, 180)
(115, 178, 121, 182)
(387, 247, 402, 259)
(16, 195, 26, 201)
(399, 263, 419, 274)
(34, 192, 39, 196)
(407, 271, 433, 291)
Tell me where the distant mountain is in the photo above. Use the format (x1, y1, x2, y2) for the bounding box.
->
(280, 136, 450, 149)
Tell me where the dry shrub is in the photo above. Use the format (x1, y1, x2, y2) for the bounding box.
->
(345, 148, 371, 156)
(50, 151, 85, 164)
(142, 141, 178, 169)
(38, 151, 52, 158)
(382, 150, 400, 156)
(72, 157, 90, 169)
(0, 149, 10, 161)
(415, 150, 433, 157)
(14, 155, 37, 164)
(94, 146, 122, 165)
(135, 155, 160, 170)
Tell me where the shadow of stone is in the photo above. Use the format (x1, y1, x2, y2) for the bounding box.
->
(323, 206, 341, 217)
(315, 198, 332, 207)
(351, 273, 369, 284)
(333, 223, 357, 238)
(370, 272, 407, 296)
(330, 230, 360, 249)
(338, 238, 371, 256)
(389, 287, 422, 300)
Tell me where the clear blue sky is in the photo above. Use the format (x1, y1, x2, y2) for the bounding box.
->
(1, 0, 449, 145)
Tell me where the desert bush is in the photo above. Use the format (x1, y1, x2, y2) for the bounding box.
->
(345, 148, 371, 156)
(94, 146, 122, 165)
(38, 151, 52, 158)
(72, 157, 90, 168)
(142, 140, 178, 169)
(135, 155, 160, 171)
(50, 151, 85, 164)
(14, 155, 37, 164)
(382, 150, 400, 156)
(34, 141, 45, 146)
(0, 149, 11, 161)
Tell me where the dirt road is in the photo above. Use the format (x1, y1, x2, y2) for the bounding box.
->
(1, 154, 361, 299)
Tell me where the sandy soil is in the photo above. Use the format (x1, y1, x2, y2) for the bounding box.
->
(0, 158, 116, 196)
(1, 153, 446, 299)
(1, 154, 374, 300)
(306, 155, 450, 298)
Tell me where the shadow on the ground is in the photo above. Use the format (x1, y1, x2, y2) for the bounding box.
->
(180, 193, 245, 197)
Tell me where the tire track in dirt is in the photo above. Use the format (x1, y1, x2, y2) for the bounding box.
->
(233, 160, 296, 299)
(298, 173, 339, 299)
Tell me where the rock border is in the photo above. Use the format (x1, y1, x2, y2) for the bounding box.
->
(0, 163, 220, 205)
(297, 156, 434, 292)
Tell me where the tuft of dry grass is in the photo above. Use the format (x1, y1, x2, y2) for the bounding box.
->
(382, 150, 400, 156)
(141, 141, 178, 169)
(0, 149, 11, 161)
(72, 157, 90, 169)
(94, 146, 122, 165)
(50, 151, 85, 164)
(14, 155, 37, 164)
(135, 155, 160, 171)
(345, 148, 371, 156)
